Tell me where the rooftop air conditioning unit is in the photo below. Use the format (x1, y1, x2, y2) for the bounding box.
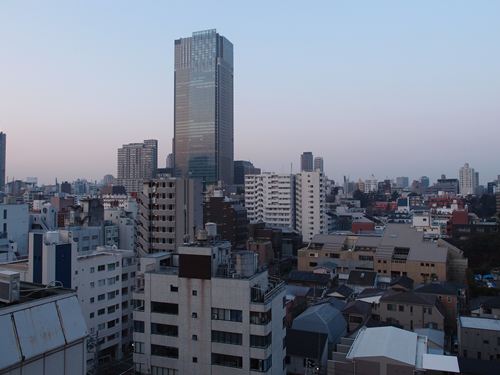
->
(0, 270, 21, 304)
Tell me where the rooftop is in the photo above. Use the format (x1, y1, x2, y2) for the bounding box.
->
(459, 316, 500, 331)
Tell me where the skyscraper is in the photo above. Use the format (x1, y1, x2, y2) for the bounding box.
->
(0, 132, 5, 191)
(314, 156, 324, 173)
(117, 140, 158, 193)
(174, 29, 234, 185)
(300, 152, 313, 172)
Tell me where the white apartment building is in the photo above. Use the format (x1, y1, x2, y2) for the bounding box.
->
(459, 162, 478, 196)
(0, 202, 29, 255)
(105, 207, 136, 251)
(133, 240, 286, 375)
(295, 171, 327, 243)
(26, 231, 137, 364)
(245, 173, 295, 230)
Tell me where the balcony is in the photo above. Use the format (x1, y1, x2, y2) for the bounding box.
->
(250, 277, 285, 304)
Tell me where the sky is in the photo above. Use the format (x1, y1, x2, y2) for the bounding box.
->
(1, 0, 499, 185)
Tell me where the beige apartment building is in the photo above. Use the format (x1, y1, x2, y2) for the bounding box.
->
(298, 224, 467, 285)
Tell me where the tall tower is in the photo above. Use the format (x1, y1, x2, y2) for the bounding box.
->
(0, 132, 5, 191)
(459, 163, 477, 195)
(174, 29, 234, 185)
(314, 156, 324, 173)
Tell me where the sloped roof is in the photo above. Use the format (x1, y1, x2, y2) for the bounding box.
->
(288, 270, 330, 285)
(292, 303, 347, 343)
(343, 300, 372, 316)
(347, 326, 419, 366)
(390, 275, 414, 290)
(459, 316, 500, 331)
(286, 329, 328, 358)
(415, 282, 460, 296)
(381, 291, 437, 306)
(330, 284, 354, 298)
(347, 270, 377, 286)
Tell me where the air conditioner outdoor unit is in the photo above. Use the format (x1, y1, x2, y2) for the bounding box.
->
(0, 270, 20, 304)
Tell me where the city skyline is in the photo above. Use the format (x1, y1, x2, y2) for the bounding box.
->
(1, 1, 500, 184)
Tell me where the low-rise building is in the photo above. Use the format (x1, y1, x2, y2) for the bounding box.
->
(458, 316, 500, 361)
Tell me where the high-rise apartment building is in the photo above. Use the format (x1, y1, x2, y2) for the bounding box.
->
(313, 156, 324, 173)
(396, 176, 409, 189)
(117, 140, 158, 194)
(245, 173, 295, 230)
(136, 177, 203, 256)
(300, 152, 313, 172)
(133, 240, 286, 375)
(173, 29, 234, 185)
(295, 171, 327, 242)
(420, 176, 430, 190)
(459, 163, 478, 196)
(0, 132, 5, 191)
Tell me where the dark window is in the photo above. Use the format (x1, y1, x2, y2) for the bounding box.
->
(134, 320, 144, 333)
(250, 355, 272, 372)
(212, 308, 242, 322)
(151, 302, 178, 315)
(170, 285, 178, 292)
(250, 310, 272, 325)
(151, 344, 178, 359)
(211, 353, 242, 368)
(151, 323, 178, 337)
(250, 333, 272, 348)
(212, 330, 242, 345)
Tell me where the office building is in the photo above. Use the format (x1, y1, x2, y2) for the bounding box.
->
(132, 238, 286, 374)
(295, 171, 327, 242)
(174, 29, 234, 185)
(314, 157, 324, 173)
(420, 176, 430, 190)
(396, 176, 409, 189)
(0, 132, 5, 191)
(300, 152, 313, 172)
(459, 163, 478, 196)
(136, 177, 203, 256)
(234, 160, 261, 185)
(0, 275, 88, 375)
(245, 173, 295, 230)
(117, 140, 158, 194)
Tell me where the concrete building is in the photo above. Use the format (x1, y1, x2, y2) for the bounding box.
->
(0, 277, 88, 375)
(245, 173, 295, 230)
(396, 177, 410, 189)
(0, 202, 29, 255)
(459, 163, 478, 196)
(117, 140, 158, 194)
(301, 152, 314, 172)
(136, 178, 203, 256)
(104, 207, 136, 251)
(132, 240, 286, 374)
(27, 231, 136, 364)
(173, 29, 234, 185)
(458, 316, 500, 360)
(0, 132, 5, 191)
(328, 326, 459, 375)
(295, 171, 327, 242)
(298, 224, 468, 285)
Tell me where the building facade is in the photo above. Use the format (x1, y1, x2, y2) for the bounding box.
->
(245, 173, 296, 230)
(313, 157, 324, 173)
(459, 163, 478, 196)
(133, 242, 286, 374)
(300, 152, 313, 172)
(174, 29, 234, 185)
(0, 132, 5, 191)
(136, 178, 203, 256)
(117, 140, 158, 194)
(295, 171, 327, 243)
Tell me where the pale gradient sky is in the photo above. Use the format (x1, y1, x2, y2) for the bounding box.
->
(1, 0, 499, 185)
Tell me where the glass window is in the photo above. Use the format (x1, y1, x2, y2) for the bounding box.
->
(211, 330, 242, 345)
(211, 353, 242, 368)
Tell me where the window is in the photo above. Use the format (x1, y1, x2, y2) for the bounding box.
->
(212, 308, 242, 322)
(192, 357, 198, 363)
(250, 333, 272, 348)
(151, 345, 178, 359)
(192, 290, 197, 296)
(98, 308, 105, 316)
(151, 323, 178, 337)
(108, 305, 117, 314)
(151, 367, 178, 375)
(90, 282, 95, 288)
(212, 330, 242, 345)
(250, 310, 272, 325)
(250, 355, 272, 372)
(192, 335, 198, 341)
(90, 297, 95, 304)
(98, 265, 105, 272)
(134, 341, 145, 354)
(134, 320, 145, 333)
(192, 312, 198, 319)
(211, 353, 242, 368)
(107, 263, 116, 271)
(151, 302, 178, 315)
(309, 262, 318, 267)
(98, 279, 105, 287)
(170, 285, 178, 292)
(98, 294, 105, 301)
(108, 291, 116, 300)
(90, 312, 94, 319)
(398, 305, 405, 312)
(98, 323, 105, 330)
(387, 304, 395, 311)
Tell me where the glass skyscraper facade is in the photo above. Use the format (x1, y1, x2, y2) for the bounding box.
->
(174, 29, 234, 185)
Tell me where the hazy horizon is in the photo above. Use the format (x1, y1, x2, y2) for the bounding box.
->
(1, 1, 499, 185)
